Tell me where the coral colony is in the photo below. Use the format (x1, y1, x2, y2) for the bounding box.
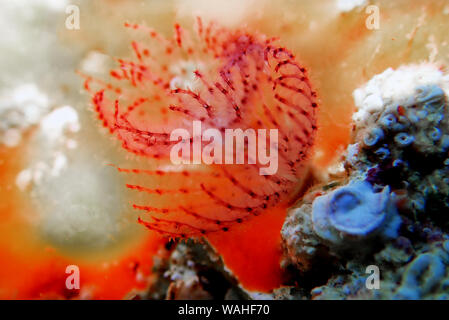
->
(85, 19, 318, 237)
(281, 64, 449, 300)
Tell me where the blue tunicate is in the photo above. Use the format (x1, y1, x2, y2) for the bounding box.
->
(330, 191, 360, 212)
(416, 85, 445, 104)
(395, 253, 446, 300)
(363, 127, 384, 147)
(429, 127, 442, 141)
(423, 100, 445, 114)
(380, 113, 396, 128)
(395, 133, 414, 146)
(312, 180, 401, 243)
(375, 147, 390, 160)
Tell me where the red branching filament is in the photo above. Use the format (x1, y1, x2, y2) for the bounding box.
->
(84, 18, 318, 239)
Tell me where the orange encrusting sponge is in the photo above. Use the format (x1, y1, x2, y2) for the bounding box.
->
(0, 144, 166, 299)
(0, 233, 165, 299)
(207, 205, 288, 292)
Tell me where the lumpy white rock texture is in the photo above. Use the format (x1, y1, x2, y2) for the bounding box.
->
(336, 0, 367, 12)
(352, 64, 449, 129)
(0, 84, 50, 147)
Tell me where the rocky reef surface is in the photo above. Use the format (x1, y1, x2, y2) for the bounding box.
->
(279, 64, 449, 300)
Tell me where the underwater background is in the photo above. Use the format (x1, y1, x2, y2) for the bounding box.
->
(0, 0, 449, 299)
